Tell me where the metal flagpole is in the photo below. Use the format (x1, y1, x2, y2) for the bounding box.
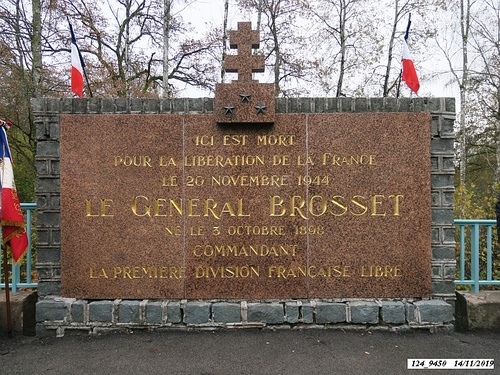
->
(0, 124, 12, 337)
(68, 17, 93, 98)
(2, 245, 13, 337)
(396, 14, 412, 98)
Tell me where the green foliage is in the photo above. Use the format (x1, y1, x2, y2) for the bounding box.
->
(454, 183, 496, 220)
(13, 159, 36, 202)
(454, 184, 500, 290)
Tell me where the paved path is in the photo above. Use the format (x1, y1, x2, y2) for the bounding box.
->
(1, 329, 499, 374)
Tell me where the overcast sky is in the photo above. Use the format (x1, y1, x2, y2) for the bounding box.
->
(178, 1, 459, 100)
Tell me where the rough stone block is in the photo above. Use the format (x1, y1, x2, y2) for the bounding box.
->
(431, 138, 455, 153)
(315, 302, 345, 324)
(36, 323, 56, 337)
(0, 291, 37, 335)
(118, 300, 141, 323)
(247, 303, 284, 324)
(115, 98, 128, 113)
(432, 247, 455, 260)
(397, 98, 410, 112)
(143, 99, 160, 113)
(354, 98, 369, 112)
(160, 99, 172, 113)
(36, 299, 66, 322)
(145, 302, 163, 324)
(89, 300, 113, 322)
(445, 98, 455, 112)
(455, 291, 500, 331)
(313, 98, 326, 113)
(172, 98, 186, 113)
(36, 280, 61, 297)
(432, 280, 456, 295)
(73, 99, 88, 113)
(275, 97, 286, 113)
(71, 300, 87, 323)
(350, 301, 379, 324)
(87, 98, 102, 113)
(426, 98, 442, 111)
(301, 303, 314, 324)
(166, 301, 182, 323)
(415, 299, 454, 324)
(101, 99, 115, 113)
(129, 99, 143, 113)
(184, 302, 211, 325)
(370, 98, 384, 112)
(384, 97, 398, 112)
(432, 208, 454, 224)
(37, 247, 60, 263)
(381, 301, 405, 324)
(212, 302, 241, 324)
(188, 98, 204, 113)
(285, 302, 300, 324)
(432, 265, 443, 278)
(405, 303, 417, 323)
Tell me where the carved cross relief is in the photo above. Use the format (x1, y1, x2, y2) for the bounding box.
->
(224, 22, 265, 82)
(215, 21, 275, 124)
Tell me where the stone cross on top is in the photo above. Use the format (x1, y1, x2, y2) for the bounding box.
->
(224, 22, 265, 82)
(215, 21, 275, 124)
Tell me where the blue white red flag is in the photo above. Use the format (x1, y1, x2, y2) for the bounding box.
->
(0, 120, 28, 263)
(402, 39, 420, 94)
(69, 21, 85, 97)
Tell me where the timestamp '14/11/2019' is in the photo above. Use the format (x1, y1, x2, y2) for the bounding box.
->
(407, 359, 494, 370)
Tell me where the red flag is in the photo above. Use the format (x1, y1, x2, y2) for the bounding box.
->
(402, 39, 420, 94)
(0, 121, 28, 264)
(69, 22, 85, 97)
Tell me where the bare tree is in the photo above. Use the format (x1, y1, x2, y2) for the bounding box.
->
(50, 0, 221, 97)
(221, 0, 229, 83)
(467, 0, 500, 184)
(237, 0, 311, 96)
(306, 0, 386, 97)
(163, 0, 171, 98)
(436, 0, 473, 186)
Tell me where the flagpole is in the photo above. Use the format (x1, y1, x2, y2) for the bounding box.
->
(68, 18, 93, 98)
(0, 124, 12, 337)
(2, 244, 13, 337)
(83, 65, 93, 98)
(396, 14, 412, 98)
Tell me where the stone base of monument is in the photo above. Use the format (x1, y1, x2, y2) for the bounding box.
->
(0, 291, 37, 336)
(455, 291, 500, 331)
(35, 298, 454, 337)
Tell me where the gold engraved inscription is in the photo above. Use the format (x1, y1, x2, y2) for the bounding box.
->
(131, 196, 250, 219)
(90, 266, 186, 279)
(211, 174, 289, 187)
(193, 244, 298, 257)
(269, 194, 403, 218)
(114, 155, 152, 167)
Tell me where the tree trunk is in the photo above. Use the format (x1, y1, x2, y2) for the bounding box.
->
(336, 0, 347, 97)
(459, 0, 470, 186)
(163, 0, 171, 98)
(383, 0, 399, 97)
(221, 0, 229, 82)
(31, 0, 42, 98)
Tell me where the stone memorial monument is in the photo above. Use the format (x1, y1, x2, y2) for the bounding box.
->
(34, 22, 455, 336)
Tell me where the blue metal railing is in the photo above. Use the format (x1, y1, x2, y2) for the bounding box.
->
(454, 219, 500, 293)
(0, 202, 37, 292)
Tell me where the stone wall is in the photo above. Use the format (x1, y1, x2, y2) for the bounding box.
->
(33, 97, 456, 336)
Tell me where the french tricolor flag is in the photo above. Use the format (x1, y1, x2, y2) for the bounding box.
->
(402, 39, 420, 94)
(69, 21, 85, 97)
(0, 121, 28, 264)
